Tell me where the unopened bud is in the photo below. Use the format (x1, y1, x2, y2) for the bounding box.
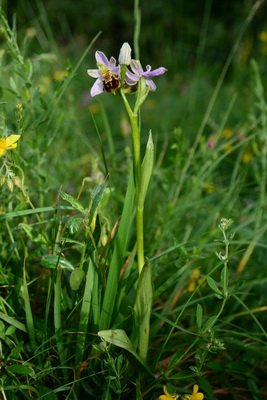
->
(118, 42, 132, 65)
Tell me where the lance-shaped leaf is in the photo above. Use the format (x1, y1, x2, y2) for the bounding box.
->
(138, 131, 154, 207)
(59, 191, 85, 214)
(134, 259, 153, 362)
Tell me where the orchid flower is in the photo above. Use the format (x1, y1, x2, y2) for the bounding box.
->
(0, 135, 21, 157)
(126, 60, 167, 91)
(87, 51, 120, 97)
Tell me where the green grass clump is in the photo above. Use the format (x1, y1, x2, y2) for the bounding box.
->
(0, 1, 267, 399)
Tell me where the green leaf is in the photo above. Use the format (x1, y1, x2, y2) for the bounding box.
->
(41, 255, 74, 271)
(66, 216, 83, 234)
(70, 268, 85, 291)
(88, 183, 106, 225)
(168, 370, 195, 380)
(0, 312, 27, 333)
(196, 303, 203, 331)
(0, 206, 74, 220)
(60, 191, 85, 213)
(201, 315, 217, 334)
(8, 364, 33, 375)
(207, 276, 222, 295)
(98, 329, 153, 375)
(5, 325, 16, 335)
(134, 259, 153, 362)
(19, 223, 47, 244)
(139, 131, 154, 207)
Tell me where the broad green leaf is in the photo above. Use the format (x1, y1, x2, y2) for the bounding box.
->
(60, 191, 85, 213)
(98, 329, 153, 375)
(41, 255, 74, 271)
(134, 259, 153, 362)
(207, 276, 222, 295)
(70, 268, 85, 291)
(8, 364, 33, 375)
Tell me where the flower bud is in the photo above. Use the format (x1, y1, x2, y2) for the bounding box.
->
(118, 42, 132, 65)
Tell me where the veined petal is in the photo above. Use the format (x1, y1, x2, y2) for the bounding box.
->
(108, 56, 117, 69)
(125, 69, 140, 85)
(90, 78, 104, 97)
(95, 51, 109, 67)
(6, 135, 20, 148)
(87, 68, 101, 78)
(130, 59, 143, 75)
(145, 78, 157, 91)
(143, 66, 168, 77)
(110, 65, 121, 76)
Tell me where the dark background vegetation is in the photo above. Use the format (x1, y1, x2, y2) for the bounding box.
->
(3, 0, 267, 70)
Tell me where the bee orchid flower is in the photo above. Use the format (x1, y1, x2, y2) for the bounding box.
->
(87, 51, 121, 96)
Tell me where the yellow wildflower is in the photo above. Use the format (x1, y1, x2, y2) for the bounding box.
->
(258, 31, 267, 43)
(187, 269, 205, 292)
(53, 70, 67, 82)
(184, 385, 204, 400)
(159, 385, 204, 400)
(241, 150, 253, 164)
(0, 135, 21, 157)
(159, 386, 179, 399)
(221, 128, 233, 139)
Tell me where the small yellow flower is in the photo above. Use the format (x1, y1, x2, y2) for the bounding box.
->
(0, 135, 21, 157)
(258, 31, 267, 43)
(221, 128, 233, 139)
(159, 385, 204, 400)
(159, 386, 179, 400)
(187, 269, 205, 292)
(53, 70, 67, 82)
(241, 150, 253, 164)
(186, 385, 204, 400)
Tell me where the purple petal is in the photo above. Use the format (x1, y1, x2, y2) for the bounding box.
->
(95, 51, 109, 67)
(90, 78, 104, 97)
(145, 79, 157, 91)
(108, 56, 117, 69)
(87, 68, 101, 78)
(143, 66, 167, 77)
(130, 60, 143, 76)
(110, 65, 121, 76)
(125, 69, 140, 85)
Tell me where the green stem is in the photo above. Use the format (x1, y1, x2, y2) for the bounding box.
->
(120, 91, 144, 273)
(54, 267, 67, 380)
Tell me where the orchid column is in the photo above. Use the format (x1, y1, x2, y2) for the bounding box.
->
(87, 43, 167, 274)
